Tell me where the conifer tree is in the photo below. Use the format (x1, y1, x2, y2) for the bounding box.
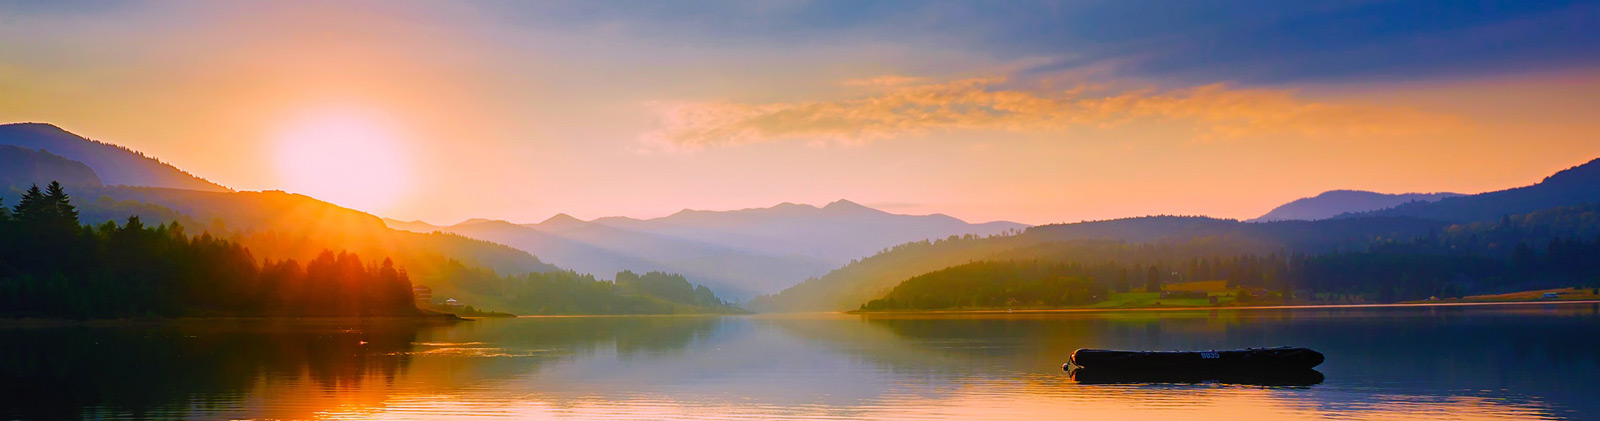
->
(45, 181, 78, 223)
(13, 184, 46, 223)
(1146, 265, 1162, 292)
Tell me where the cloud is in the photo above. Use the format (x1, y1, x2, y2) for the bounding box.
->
(643, 77, 1461, 149)
(841, 75, 927, 87)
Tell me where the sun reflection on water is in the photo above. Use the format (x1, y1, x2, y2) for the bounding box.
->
(4, 305, 1594, 420)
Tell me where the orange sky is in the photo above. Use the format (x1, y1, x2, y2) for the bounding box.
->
(2, 2, 1598, 225)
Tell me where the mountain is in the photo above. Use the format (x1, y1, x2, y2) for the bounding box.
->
(390, 200, 1026, 299)
(0, 123, 229, 192)
(387, 216, 837, 299)
(1356, 158, 1600, 222)
(749, 214, 1448, 312)
(0, 123, 563, 312)
(592, 199, 1027, 264)
(754, 158, 1600, 312)
(0, 145, 103, 189)
(70, 186, 557, 276)
(1250, 190, 1460, 222)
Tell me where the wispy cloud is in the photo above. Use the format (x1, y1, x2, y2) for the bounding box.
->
(841, 75, 927, 87)
(643, 77, 1462, 149)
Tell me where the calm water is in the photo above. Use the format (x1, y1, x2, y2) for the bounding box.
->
(3, 303, 1598, 420)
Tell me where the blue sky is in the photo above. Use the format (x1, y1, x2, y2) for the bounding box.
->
(2, 0, 1599, 224)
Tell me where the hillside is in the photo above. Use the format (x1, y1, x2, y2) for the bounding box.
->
(72, 186, 559, 280)
(748, 233, 1028, 312)
(862, 203, 1600, 310)
(388, 217, 832, 299)
(392, 200, 1023, 299)
(0, 145, 103, 189)
(1251, 190, 1460, 222)
(750, 215, 1448, 312)
(0, 124, 561, 308)
(0, 123, 229, 192)
(755, 158, 1600, 312)
(1356, 158, 1600, 222)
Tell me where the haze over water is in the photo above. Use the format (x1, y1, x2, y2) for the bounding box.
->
(3, 303, 1594, 420)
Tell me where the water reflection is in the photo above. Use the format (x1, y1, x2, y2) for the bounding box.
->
(1, 304, 1596, 420)
(0, 319, 432, 420)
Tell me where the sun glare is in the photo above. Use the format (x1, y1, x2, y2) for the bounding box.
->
(272, 106, 413, 213)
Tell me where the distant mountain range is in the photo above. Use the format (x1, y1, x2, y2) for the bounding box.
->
(1, 121, 1025, 302)
(752, 158, 1600, 312)
(1250, 190, 1460, 222)
(11, 121, 1596, 313)
(387, 200, 1026, 299)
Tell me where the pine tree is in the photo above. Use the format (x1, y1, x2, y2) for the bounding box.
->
(45, 181, 78, 224)
(13, 184, 46, 222)
(1146, 265, 1162, 292)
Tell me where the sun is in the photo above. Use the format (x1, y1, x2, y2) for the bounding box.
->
(272, 106, 413, 213)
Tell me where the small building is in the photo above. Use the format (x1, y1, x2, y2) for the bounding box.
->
(412, 286, 433, 306)
(1542, 292, 1560, 299)
(445, 298, 462, 308)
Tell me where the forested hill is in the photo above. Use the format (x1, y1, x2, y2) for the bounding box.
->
(1353, 158, 1600, 222)
(754, 158, 1600, 312)
(750, 215, 1451, 312)
(0, 182, 421, 318)
(430, 263, 748, 315)
(0, 184, 745, 318)
(864, 204, 1600, 310)
(0, 126, 560, 309)
(1250, 190, 1460, 222)
(0, 123, 229, 192)
(25, 185, 566, 309)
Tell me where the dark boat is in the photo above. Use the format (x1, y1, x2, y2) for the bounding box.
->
(1068, 367, 1324, 386)
(1068, 347, 1324, 371)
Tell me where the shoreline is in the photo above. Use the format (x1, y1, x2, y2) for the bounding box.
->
(845, 299, 1600, 316)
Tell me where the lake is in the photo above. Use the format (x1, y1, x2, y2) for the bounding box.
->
(2, 303, 1597, 420)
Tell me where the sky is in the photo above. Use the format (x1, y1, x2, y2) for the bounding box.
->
(2, 0, 1598, 225)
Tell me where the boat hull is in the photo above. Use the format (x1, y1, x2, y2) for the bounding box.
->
(1069, 367, 1324, 386)
(1069, 347, 1324, 370)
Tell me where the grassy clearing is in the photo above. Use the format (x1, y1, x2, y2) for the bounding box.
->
(1088, 290, 1239, 308)
(1162, 280, 1230, 292)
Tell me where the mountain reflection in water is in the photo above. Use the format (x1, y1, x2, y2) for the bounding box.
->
(0, 303, 1595, 420)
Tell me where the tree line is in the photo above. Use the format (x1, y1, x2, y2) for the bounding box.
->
(859, 204, 1600, 310)
(858, 230, 1600, 310)
(0, 182, 420, 318)
(860, 260, 1108, 310)
(425, 260, 745, 315)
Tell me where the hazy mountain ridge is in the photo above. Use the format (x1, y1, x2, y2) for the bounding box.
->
(1250, 190, 1461, 222)
(589, 200, 1026, 264)
(391, 200, 1026, 299)
(0, 123, 230, 192)
(0, 145, 103, 189)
